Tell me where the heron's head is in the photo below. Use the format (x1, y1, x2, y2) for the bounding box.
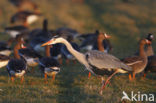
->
(41, 36, 64, 46)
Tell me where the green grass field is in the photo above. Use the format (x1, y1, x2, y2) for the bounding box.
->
(0, 0, 156, 103)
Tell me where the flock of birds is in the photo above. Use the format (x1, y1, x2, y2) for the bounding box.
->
(0, 0, 156, 94)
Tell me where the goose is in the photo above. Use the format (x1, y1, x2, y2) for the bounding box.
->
(41, 36, 132, 94)
(39, 45, 60, 83)
(4, 25, 29, 38)
(18, 46, 42, 72)
(79, 30, 98, 50)
(143, 33, 156, 77)
(122, 39, 151, 80)
(55, 27, 79, 39)
(7, 35, 27, 83)
(0, 38, 14, 56)
(79, 30, 112, 52)
(10, 10, 41, 27)
(145, 33, 154, 56)
(9, 0, 38, 11)
(29, 19, 51, 53)
(0, 54, 10, 68)
(50, 43, 63, 64)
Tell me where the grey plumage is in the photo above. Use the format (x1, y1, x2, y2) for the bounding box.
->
(85, 50, 132, 73)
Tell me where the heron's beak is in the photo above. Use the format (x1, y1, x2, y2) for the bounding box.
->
(105, 33, 111, 38)
(41, 40, 53, 47)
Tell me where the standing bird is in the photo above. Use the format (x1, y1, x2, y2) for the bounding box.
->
(41, 36, 132, 94)
(10, 10, 41, 27)
(39, 45, 60, 84)
(145, 33, 154, 56)
(7, 35, 27, 83)
(88, 33, 111, 78)
(122, 39, 151, 80)
(143, 34, 156, 77)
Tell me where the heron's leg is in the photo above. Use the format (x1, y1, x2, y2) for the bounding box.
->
(44, 73, 48, 84)
(88, 72, 91, 79)
(11, 76, 15, 83)
(21, 76, 24, 84)
(99, 70, 118, 94)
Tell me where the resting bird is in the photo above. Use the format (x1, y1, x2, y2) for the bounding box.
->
(10, 10, 41, 27)
(4, 25, 29, 38)
(41, 36, 132, 94)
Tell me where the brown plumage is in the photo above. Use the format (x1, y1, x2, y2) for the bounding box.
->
(122, 39, 151, 80)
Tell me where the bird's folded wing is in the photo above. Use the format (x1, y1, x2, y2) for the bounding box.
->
(86, 50, 131, 71)
(122, 56, 143, 66)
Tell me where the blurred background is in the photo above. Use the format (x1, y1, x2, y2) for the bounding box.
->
(0, 0, 155, 58)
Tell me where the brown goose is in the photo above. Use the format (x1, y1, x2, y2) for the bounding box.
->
(41, 36, 132, 94)
(122, 39, 151, 80)
(7, 35, 27, 83)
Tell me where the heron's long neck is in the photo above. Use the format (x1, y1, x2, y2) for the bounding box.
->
(61, 39, 87, 65)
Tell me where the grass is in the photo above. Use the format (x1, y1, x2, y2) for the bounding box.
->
(0, 61, 156, 103)
(0, 0, 156, 103)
